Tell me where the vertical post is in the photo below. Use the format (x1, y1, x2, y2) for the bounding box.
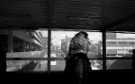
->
(0, 30, 10, 72)
(133, 49, 135, 71)
(48, 29, 51, 73)
(101, 0, 107, 71)
(47, 0, 54, 74)
(102, 30, 107, 71)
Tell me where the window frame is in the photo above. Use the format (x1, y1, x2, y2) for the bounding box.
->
(5, 29, 134, 72)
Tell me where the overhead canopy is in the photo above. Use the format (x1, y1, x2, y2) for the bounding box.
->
(0, 0, 135, 31)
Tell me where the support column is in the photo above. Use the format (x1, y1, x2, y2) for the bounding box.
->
(102, 30, 107, 70)
(47, 0, 54, 74)
(47, 29, 51, 73)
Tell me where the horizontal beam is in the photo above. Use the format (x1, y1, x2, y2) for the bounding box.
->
(6, 57, 132, 60)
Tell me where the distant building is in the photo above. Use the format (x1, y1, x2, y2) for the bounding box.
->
(61, 36, 71, 57)
(106, 33, 135, 57)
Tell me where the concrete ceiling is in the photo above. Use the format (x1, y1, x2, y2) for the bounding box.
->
(0, 0, 135, 31)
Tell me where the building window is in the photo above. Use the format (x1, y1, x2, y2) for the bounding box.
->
(106, 32, 134, 70)
(51, 30, 102, 71)
(6, 29, 48, 72)
(5, 29, 134, 72)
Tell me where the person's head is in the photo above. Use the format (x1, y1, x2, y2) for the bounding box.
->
(75, 31, 88, 39)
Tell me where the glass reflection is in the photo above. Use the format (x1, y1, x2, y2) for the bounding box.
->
(7, 60, 48, 72)
(107, 59, 132, 70)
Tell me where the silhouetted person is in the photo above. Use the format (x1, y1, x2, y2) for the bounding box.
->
(65, 31, 91, 84)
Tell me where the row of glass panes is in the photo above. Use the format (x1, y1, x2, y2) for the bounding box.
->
(6, 30, 134, 72)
